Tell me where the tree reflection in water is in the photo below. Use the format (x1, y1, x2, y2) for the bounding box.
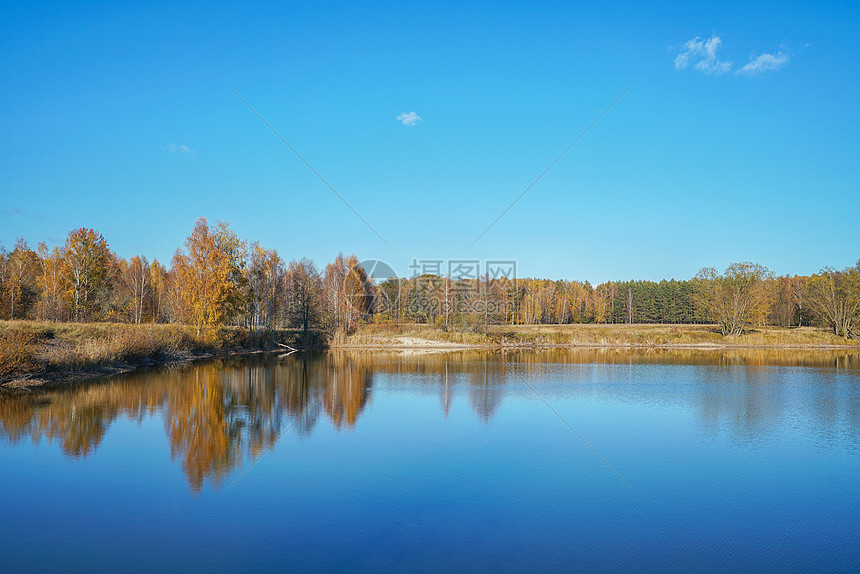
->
(1, 349, 858, 493)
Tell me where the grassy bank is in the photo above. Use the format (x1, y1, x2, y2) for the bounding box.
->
(340, 322, 860, 349)
(3, 320, 857, 390)
(0, 321, 310, 389)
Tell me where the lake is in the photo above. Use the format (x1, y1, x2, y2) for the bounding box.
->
(1, 349, 859, 572)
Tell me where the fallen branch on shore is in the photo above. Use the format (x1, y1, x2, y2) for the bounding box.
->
(272, 341, 301, 352)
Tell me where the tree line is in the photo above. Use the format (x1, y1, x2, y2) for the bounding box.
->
(1, 218, 858, 339)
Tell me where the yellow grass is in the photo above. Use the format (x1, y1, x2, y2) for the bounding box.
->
(3, 320, 856, 387)
(0, 320, 299, 383)
(343, 322, 858, 349)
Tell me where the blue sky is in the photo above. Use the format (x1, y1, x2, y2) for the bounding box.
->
(2, 0, 858, 283)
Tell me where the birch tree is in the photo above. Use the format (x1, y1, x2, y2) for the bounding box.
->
(4, 238, 38, 319)
(246, 243, 284, 331)
(171, 218, 247, 334)
(285, 258, 322, 334)
(323, 254, 371, 334)
(148, 259, 169, 323)
(122, 255, 150, 324)
(36, 242, 65, 320)
(61, 228, 112, 322)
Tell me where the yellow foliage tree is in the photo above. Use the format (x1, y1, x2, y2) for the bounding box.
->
(5, 238, 38, 320)
(695, 262, 773, 336)
(806, 267, 860, 338)
(171, 218, 247, 335)
(61, 228, 112, 322)
(36, 242, 65, 320)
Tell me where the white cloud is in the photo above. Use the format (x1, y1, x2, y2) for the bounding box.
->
(675, 35, 791, 77)
(163, 143, 193, 154)
(396, 112, 422, 126)
(738, 51, 789, 75)
(675, 35, 732, 74)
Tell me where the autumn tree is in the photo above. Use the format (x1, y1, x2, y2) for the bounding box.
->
(285, 258, 322, 335)
(769, 275, 804, 328)
(486, 276, 509, 325)
(147, 259, 169, 323)
(119, 255, 150, 324)
(502, 277, 522, 325)
(2, 238, 38, 319)
(592, 282, 617, 324)
(165, 265, 185, 324)
(520, 279, 543, 324)
(374, 277, 402, 322)
(805, 266, 860, 338)
(440, 276, 455, 328)
(246, 243, 284, 331)
(61, 228, 113, 322)
(694, 262, 773, 336)
(554, 281, 574, 324)
(171, 218, 247, 334)
(36, 242, 65, 320)
(322, 254, 372, 335)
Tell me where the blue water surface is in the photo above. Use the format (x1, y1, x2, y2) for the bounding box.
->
(1, 350, 858, 572)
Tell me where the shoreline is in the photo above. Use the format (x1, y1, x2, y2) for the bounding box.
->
(331, 338, 860, 354)
(6, 339, 860, 391)
(3, 321, 859, 391)
(0, 347, 276, 391)
(332, 342, 860, 351)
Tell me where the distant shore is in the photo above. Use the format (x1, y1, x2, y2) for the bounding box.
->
(336, 322, 860, 350)
(2, 321, 858, 390)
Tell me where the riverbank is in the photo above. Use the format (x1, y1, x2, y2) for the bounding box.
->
(0, 321, 306, 390)
(3, 321, 858, 390)
(336, 322, 860, 350)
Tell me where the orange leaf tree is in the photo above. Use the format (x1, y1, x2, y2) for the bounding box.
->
(171, 218, 247, 335)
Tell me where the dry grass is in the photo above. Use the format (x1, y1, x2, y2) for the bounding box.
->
(3, 319, 855, 385)
(342, 322, 858, 349)
(489, 323, 856, 347)
(0, 329, 42, 377)
(0, 321, 301, 383)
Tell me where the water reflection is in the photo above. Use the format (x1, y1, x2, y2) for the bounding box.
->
(0, 354, 369, 493)
(1, 348, 858, 493)
(467, 356, 506, 423)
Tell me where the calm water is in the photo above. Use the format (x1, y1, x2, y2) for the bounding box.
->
(1, 349, 859, 573)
